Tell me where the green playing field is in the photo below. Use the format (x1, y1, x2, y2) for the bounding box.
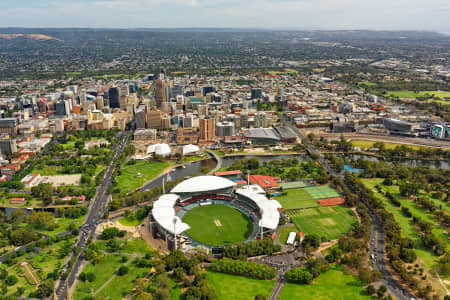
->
(183, 205, 254, 246)
(304, 185, 341, 200)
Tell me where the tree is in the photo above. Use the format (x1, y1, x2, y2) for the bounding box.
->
(100, 227, 120, 239)
(366, 285, 376, 295)
(37, 280, 54, 298)
(255, 295, 267, 300)
(118, 265, 129, 276)
(377, 285, 387, 298)
(10, 209, 26, 224)
(10, 228, 37, 246)
(5, 275, 17, 286)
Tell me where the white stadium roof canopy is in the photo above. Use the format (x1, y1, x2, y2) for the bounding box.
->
(152, 194, 190, 235)
(236, 186, 281, 230)
(171, 176, 236, 194)
(147, 144, 171, 157)
(182, 144, 200, 155)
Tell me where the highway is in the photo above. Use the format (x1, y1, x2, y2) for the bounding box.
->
(54, 132, 131, 299)
(281, 115, 414, 300)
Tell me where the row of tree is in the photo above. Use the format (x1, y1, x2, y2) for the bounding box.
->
(211, 258, 276, 280)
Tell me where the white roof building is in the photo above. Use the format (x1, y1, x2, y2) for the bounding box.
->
(171, 176, 236, 194)
(146, 144, 171, 157)
(182, 144, 200, 155)
(152, 194, 190, 235)
(236, 186, 281, 230)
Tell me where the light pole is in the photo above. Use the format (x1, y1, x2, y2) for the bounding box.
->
(173, 217, 177, 250)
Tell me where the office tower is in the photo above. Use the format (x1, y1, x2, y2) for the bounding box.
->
(0, 118, 18, 135)
(55, 100, 70, 116)
(155, 79, 167, 108)
(216, 121, 235, 137)
(136, 106, 146, 129)
(147, 109, 163, 128)
(200, 117, 215, 141)
(96, 96, 105, 110)
(240, 112, 249, 129)
(108, 87, 120, 109)
(0, 139, 17, 156)
(198, 104, 208, 117)
(162, 115, 171, 130)
(251, 88, 263, 99)
(169, 84, 183, 99)
(202, 86, 215, 96)
(37, 99, 47, 113)
(254, 112, 267, 128)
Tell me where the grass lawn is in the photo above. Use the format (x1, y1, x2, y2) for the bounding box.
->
(386, 90, 421, 99)
(359, 81, 377, 87)
(304, 185, 341, 200)
(96, 259, 146, 300)
(183, 155, 204, 163)
(278, 226, 298, 244)
(116, 160, 170, 194)
(288, 206, 357, 240)
(206, 270, 276, 300)
(419, 91, 450, 99)
(121, 238, 153, 256)
(183, 205, 253, 246)
(351, 140, 422, 150)
(279, 265, 371, 300)
(274, 188, 318, 209)
(212, 150, 224, 157)
(4, 238, 76, 297)
(118, 216, 142, 227)
(170, 278, 182, 300)
(74, 254, 125, 300)
(28, 215, 85, 235)
(30, 165, 62, 176)
(361, 179, 449, 274)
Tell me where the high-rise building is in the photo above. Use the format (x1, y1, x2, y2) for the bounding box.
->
(162, 115, 171, 130)
(216, 121, 235, 137)
(155, 79, 167, 108)
(147, 109, 163, 128)
(37, 98, 47, 113)
(96, 96, 105, 110)
(240, 112, 249, 129)
(55, 100, 70, 116)
(202, 86, 215, 96)
(200, 117, 215, 141)
(108, 87, 120, 109)
(254, 112, 267, 128)
(251, 88, 263, 99)
(136, 106, 146, 129)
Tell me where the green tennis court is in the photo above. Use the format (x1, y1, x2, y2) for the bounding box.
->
(304, 185, 341, 200)
(280, 180, 313, 190)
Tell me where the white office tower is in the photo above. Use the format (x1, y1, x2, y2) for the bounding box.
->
(216, 121, 235, 137)
(254, 112, 267, 128)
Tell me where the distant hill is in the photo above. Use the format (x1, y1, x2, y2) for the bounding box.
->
(0, 33, 61, 41)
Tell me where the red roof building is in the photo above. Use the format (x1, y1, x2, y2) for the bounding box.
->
(248, 175, 280, 189)
(10, 198, 25, 205)
(214, 170, 242, 176)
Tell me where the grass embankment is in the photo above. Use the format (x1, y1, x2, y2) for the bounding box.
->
(206, 270, 276, 300)
(287, 206, 357, 240)
(118, 216, 142, 227)
(274, 188, 318, 209)
(351, 140, 423, 151)
(116, 161, 170, 194)
(361, 179, 449, 273)
(279, 265, 371, 300)
(183, 205, 253, 246)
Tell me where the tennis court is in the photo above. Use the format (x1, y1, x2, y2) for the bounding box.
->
(304, 185, 341, 200)
(280, 180, 314, 190)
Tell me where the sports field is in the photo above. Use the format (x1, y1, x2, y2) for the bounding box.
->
(206, 271, 275, 300)
(304, 185, 341, 200)
(287, 206, 357, 240)
(183, 205, 253, 246)
(351, 140, 423, 150)
(274, 188, 318, 209)
(279, 265, 371, 300)
(279, 180, 313, 189)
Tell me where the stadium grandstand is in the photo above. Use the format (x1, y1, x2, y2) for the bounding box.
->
(149, 175, 282, 252)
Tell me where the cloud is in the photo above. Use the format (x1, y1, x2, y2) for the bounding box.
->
(0, 0, 448, 31)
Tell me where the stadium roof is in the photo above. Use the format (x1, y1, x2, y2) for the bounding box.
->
(236, 186, 281, 230)
(244, 128, 280, 141)
(147, 144, 171, 157)
(152, 194, 190, 235)
(171, 176, 236, 194)
(274, 126, 298, 140)
(182, 144, 200, 155)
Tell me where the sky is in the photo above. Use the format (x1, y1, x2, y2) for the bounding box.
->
(0, 0, 449, 32)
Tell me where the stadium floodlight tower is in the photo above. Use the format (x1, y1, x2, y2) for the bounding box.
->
(173, 216, 177, 250)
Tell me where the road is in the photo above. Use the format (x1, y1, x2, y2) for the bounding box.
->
(280, 115, 414, 300)
(54, 132, 131, 300)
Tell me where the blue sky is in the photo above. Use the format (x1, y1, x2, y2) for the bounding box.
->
(0, 0, 449, 32)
